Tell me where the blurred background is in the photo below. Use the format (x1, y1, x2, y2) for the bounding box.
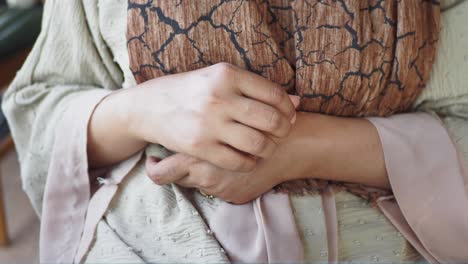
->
(0, 0, 43, 263)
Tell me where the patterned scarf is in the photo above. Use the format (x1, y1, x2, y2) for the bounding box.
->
(127, 0, 440, 197)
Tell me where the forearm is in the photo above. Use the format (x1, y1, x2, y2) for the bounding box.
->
(287, 112, 390, 189)
(87, 63, 299, 170)
(87, 88, 147, 168)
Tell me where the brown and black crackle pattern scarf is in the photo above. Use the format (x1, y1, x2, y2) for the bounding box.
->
(127, 0, 440, 197)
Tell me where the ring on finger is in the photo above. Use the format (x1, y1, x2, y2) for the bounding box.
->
(199, 189, 215, 199)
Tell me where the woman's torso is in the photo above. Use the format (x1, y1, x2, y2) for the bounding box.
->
(85, 0, 461, 262)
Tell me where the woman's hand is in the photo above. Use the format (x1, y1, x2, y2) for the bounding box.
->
(88, 62, 299, 169)
(145, 113, 390, 205)
(129, 63, 299, 172)
(145, 116, 305, 205)
(145, 142, 300, 204)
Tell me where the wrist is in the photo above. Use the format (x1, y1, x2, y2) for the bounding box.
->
(276, 113, 330, 182)
(87, 88, 148, 168)
(282, 113, 389, 188)
(101, 88, 147, 147)
(128, 78, 183, 147)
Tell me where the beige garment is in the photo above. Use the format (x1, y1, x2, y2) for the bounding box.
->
(86, 0, 464, 262)
(415, 0, 468, 165)
(1, 0, 467, 263)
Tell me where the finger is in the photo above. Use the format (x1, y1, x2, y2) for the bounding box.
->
(289, 95, 301, 108)
(236, 72, 296, 123)
(200, 143, 257, 172)
(175, 176, 199, 189)
(289, 95, 301, 124)
(177, 161, 220, 190)
(220, 121, 277, 158)
(177, 181, 215, 200)
(229, 95, 291, 138)
(145, 153, 197, 185)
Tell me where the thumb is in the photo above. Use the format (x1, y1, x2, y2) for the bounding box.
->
(145, 153, 197, 185)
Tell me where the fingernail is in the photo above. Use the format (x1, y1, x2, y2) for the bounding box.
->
(289, 95, 301, 108)
(291, 112, 297, 124)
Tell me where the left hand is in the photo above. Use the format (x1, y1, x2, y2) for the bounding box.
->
(145, 112, 390, 204)
(145, 140, 300, 204)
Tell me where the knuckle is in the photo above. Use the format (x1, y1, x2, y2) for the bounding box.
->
(214, 151, 255, 172)
(212, 62, 235, 78)
(269, 86, 285, 105)
(202, 90, 223, 111)
(186, 156, 200, 167)
(229, 156, 248, 171)
(165, 166, 178, 178)
(266, 110, 282, 131)
(199, 176, 215, 189)
(213, 153, 235, 170)
(246, 162, 256, 172)
(250, 134, 268, 154)
(200, 166, 216, 184)
(238, 157, 256, 172)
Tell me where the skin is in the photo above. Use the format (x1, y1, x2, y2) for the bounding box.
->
(88, 63, 299, 171)
(88, 63, 389, 204)
(146, 113, 389, 204)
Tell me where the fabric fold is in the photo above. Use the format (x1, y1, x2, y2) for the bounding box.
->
(209, 191, 303, 263)
(368, 112, 468, 263)
(74, 151, 143, 263)
(321, 185, 338, 263)
(209, 112, 468, 263)
(39, 89, 111, 263)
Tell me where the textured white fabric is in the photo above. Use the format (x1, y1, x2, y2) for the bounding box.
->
(85, 159, 230, 264)
(2, 0, 123, 215)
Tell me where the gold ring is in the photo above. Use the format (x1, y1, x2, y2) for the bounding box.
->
(199, 190, 215, 199)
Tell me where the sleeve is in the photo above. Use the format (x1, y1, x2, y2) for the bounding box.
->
(365, 1, 468, 262)
(1, 0, 125, 262)
(368, 112, 468, 263)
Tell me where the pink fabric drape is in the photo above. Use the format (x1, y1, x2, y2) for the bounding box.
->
(73, 152, 142, 263)
(370, 113, 468, 262)
(208, 191, 304, 263)
(207, 113, 468, 263)
(40, 104, 468, 263)
(40, 90, 110, 263)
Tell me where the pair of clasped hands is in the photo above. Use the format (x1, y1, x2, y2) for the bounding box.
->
(140, 63, 301, 204)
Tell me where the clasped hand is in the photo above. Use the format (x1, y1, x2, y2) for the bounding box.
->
(137, 63, 300, 203)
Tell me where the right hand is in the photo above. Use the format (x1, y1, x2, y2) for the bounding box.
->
(125, 63, 300, 172)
